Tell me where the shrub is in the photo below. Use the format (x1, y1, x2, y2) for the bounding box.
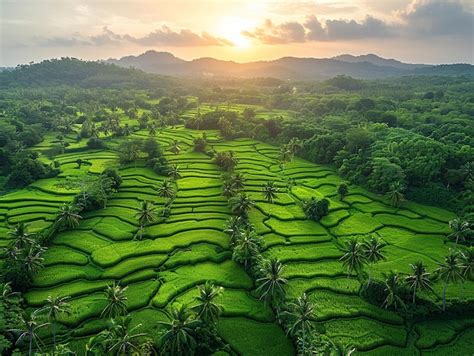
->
(302, 197, 329, 221)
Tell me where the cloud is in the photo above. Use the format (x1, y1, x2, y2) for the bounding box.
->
(242, 19, 306, 44)
(400, 0, 473, 36)
(243, 0, 473, 44)
(43, 26, 233, 47)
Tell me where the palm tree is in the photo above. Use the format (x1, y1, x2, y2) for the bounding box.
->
(148, 122, 157, 136)
(157, 305, 199, 355)
(386, 181, 405, 208)
(192, 282, 223, 325)
(101, 282, 128, 318)
(156, 179, 175, 199)
(262, 181, 279, 203)
(228, 193, 255, 216)
(230, 172, 246, 190)
(283, 293, 315, 355)
(168, 139, 182, 155)
(38, 295, 70, 352)
(340, 237, 367, 277)
(8, 223, 35, 249)
(168, 165, 181, 180)
(256, 259, 288, 308)
(24, 245, 46, 275)
(224, 216, 245, 246)
(222, 180, 238, 198)
(55, 203, 82, 230)
(232, 229, 262, 269)
(405, 261, 433, 304)
(459, 248, 473, 279)
(11, 311, 49, 356)
(362, 236, 386, 286)
(278, 146, 293, 167)
(436, 250, 464, 311)
(135, 201, 157, 232)
(382, 272, 406, 310)
(107, 317, 149, 354)
(448, 218, 471, 245)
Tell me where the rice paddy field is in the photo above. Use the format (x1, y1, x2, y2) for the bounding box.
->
(1, 121, 473, 355)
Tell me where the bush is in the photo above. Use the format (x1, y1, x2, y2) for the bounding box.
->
(87, 137, 104, 149)
(302, 197, 329, 221)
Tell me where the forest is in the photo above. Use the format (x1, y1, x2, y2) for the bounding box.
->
(0, 59, 472, 355)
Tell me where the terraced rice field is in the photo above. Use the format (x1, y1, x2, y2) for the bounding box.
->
(2, 126, 473, 354)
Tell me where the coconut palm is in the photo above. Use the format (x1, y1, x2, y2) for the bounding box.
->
(283, 293, 315, 355)
(262, 181, 279, 203)
(24, 245, 46, 275)
(256, 258, 288, 308)
(101, 282, 128, 318)
(8, 223, 35, 249)
(228, 193, 255, 216)
(107, 317, 149, 354)
(148, 122, 157, 136)
(405, 261, 433, 304)
(38, 295, 71, 352)
(157, 305, 199, 355)
(224, 216, 246, 245)
(386, 181, 405, 208)
(11, 311, 49, 356)
(436, 250, 465, 311)
(168, 139, 182, 155)
(156, 179, 175, 199)
(55, 203, 82, 230)
(168, 164, 181, 180)
(192, 282, 223, 325)
(362, 236, 386, 286)
(232, 229, 263, 269)
(340, 237, 367, 277)
(448, 218, 471, 245)
(135, 201, 157, 232)
(230, 172, 246, 190)
(382, 271, 406, 310)
(459, 248, 473, 279)
(278, 146, 293, 166)
(222, 180, 238, 198)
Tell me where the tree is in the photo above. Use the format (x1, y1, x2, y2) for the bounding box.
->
(229, 172, 246, 191)
(232, 229, 263, 269)
(382, 272, 406, 310)
(302, 197, 329, 221)
(362, 236, 386, 286)
(54, 203, 82, 230)
(192, 282, 223, 325)
(448, 218, 471, 245)
(283, 293, 315, 355)
(148, 122, 157, 136)
(224, 216, 245, 246)
(340, 237, 367, 277)
(193, 136, 207, 152)
(11, 311, 49, 356)
(337, 183, 349, 200)
(256, 259, 288, 308)
(405, 261, 433, 304)
(228, 193, 255, 217)
(222, 180, 238, 198)
(436, 250, 464, 311)
(386, 181, 405, 208)
(214, 151, 238, 171)
(459, 248, 473, 279)
(101, 282, 128, 318)
(168, 139, 182, 155)
(262, 181, 279, 203)
(23, 245, 46, 275)
(156, 179, 175, 199)
(8, 223, 35, 249)
(157, 305, 199, 355)
(118, 139, 142, 164)
(107, 317, 149, 355)
(76, 158, 83, 169)
(38, 295, 70, 352)
(134, 200, 157, 238)
(168, 164, 181, 180)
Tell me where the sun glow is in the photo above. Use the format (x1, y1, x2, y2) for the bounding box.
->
(217, 17, 252, 48)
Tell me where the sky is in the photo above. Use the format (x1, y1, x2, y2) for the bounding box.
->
(1, 0, 473, 66)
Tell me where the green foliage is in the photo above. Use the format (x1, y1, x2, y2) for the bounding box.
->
(302, 197, 330, 221)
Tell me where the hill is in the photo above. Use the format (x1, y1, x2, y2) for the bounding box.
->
(107, 50, 473, 79)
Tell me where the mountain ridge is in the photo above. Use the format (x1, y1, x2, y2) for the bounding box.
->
(106, 50, 473, 79)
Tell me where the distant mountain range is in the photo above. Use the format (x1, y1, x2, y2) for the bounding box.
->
(106, 51, 473, 80)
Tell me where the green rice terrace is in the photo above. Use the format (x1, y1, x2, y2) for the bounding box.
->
(0, 122, 473, 355)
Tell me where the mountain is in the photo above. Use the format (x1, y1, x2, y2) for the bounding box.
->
(107, 51, 473, 80)
(332, 53, 426, 70)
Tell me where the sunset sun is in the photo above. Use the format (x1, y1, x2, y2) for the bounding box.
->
(217, 17, 252, 48)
